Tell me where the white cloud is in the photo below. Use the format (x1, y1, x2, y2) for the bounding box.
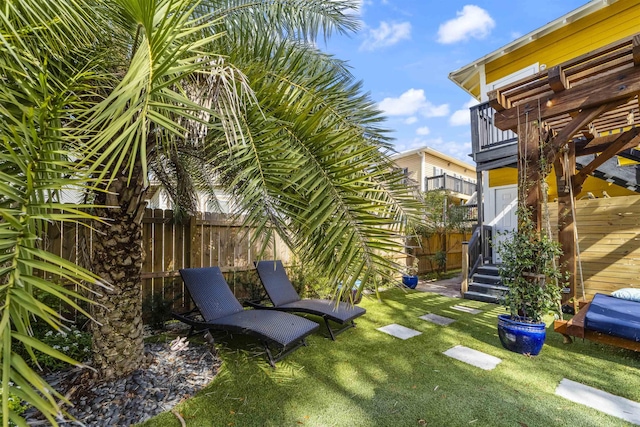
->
(510, 31, 522, 40)
(416, 126, 430, 136)
(449, 98, 480, 126)
(360, 21, 412, 51)
(437, 5, 495, 44)
(404, 116, 418, 125)
(426, 104, 450, 117)
(378, 88, 449, 118)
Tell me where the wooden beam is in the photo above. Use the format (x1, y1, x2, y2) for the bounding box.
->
(574, 131, 640, 187)
(634, 35, 640, 67)
(568, 110, 597, 140)
(555, 144, 576, 306)
(548, 66, 568, 93)
(519, 121, 542, 229)
(542, 101, 626, 169)
(494, 65, 640, 131)
(575, 127, 640, 156)
(488, 89, 509, 112)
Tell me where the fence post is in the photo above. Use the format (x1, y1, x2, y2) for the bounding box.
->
(186, 214, 195, 268)
(461, 241, 469, 295)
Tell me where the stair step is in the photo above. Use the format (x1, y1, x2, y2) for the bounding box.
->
(468, 282, 508, 297)
(471, 273, 502, 285)
(463, 291, 504, 304)
(477, 265, 500, 276)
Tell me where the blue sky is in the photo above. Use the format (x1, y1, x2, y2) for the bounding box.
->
(324, 0, 588, 163)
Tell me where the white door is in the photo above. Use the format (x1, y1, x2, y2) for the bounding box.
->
(493, 187, 517, 264)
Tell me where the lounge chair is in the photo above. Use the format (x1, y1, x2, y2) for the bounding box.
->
(252, 260, 366, 340)
(174, 266, 319, 367)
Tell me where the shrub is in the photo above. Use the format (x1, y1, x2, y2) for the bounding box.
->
(1, 383, 28, 426)
(37, 326, 92, 370)
(142, 287, 183, 330)
(497, 208, 566, 323)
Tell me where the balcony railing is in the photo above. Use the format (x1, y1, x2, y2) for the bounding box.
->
(470, 101, 518, 155)
(425, 173, 476, 196)
(449, 203, 478, 223)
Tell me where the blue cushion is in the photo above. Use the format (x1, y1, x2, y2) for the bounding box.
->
(612, 288, 640, 303)
(585, 294, 640, 342)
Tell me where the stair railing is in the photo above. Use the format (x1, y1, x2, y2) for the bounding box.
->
(462, 225, 492, 293)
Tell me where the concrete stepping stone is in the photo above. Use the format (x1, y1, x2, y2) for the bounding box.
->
(556, 378, 640, 425)
(377, 324, 422, 340)
(451, 305, 482, 315)
(419, 313, 456, 326)
(443, 345, 502, 370)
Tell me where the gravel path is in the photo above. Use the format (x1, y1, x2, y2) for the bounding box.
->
(27, 339, 220, 426)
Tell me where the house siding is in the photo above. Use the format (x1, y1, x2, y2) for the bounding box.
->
(424, 154, 475, 180)
(486, 0, 640, 84)
(394, 154, 423, 187)
(392, 148, 476, 195)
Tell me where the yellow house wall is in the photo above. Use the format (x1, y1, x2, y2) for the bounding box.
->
(488, 167, 637, 199)
(486, 0, 640, 84)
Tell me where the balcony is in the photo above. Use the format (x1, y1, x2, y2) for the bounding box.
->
(470, 101, 518, 171)
(425, 173, 476, 197)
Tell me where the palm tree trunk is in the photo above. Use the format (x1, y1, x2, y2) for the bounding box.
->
(90, 168, 147, 379)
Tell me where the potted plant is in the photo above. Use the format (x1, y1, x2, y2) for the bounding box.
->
(496, 207, 565, 355)
(402, 265, 419, 289)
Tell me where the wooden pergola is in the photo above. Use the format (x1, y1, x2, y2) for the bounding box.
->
(488, 34, 640, 307)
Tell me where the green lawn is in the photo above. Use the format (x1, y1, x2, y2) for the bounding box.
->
(141, 289, 640, 427)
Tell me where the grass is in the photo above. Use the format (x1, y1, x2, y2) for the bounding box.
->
(140, 289, 640, 427)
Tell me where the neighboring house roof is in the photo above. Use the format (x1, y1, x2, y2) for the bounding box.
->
(391, 146, 476, 172)
(449, 0, 617, 98)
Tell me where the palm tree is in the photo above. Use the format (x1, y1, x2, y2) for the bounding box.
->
(1, 0, 422, 424)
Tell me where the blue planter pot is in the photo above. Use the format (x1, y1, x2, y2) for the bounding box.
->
(497, 314, 546, 356)
(402, 275, 419, 289)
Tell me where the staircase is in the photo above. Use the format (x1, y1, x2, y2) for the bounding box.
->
(464, 264, 508, 304)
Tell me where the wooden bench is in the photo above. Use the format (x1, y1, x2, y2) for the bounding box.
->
(554, 300, 640, 352)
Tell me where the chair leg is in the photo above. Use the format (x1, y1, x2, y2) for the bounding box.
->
(263, 339, 309, 368)
(324, 318, 356, 340)
(325, 318, 336, 341)
(263, 342, 277, 368)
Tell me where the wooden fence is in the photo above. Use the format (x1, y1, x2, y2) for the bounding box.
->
(47, 195, 640, 312)
(46, 209, 293, 315)
(548, 194, 640, 299)
(412, 231, 470, 275)
(142, 209, 294, 311)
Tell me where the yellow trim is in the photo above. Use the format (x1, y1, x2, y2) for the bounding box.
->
(488, 168, 517, 187)
(488, 167, 637, 199)
(486, 1, 639, 84)
(618, 157, 640, 166)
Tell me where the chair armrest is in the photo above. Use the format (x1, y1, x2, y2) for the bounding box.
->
(244, 299, 272, 309)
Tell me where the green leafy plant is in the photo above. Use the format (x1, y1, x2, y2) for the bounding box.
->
(497, 208, 565, 323)
(38, 327, 93, 371)
(143, 289, 184, 330)
(0, 385, 28, 427)
(434, 250, 447, 278)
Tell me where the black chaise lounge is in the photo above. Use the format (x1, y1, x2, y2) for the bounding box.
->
(252, 260, 366, 340)
(174, 266, 319, 367)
